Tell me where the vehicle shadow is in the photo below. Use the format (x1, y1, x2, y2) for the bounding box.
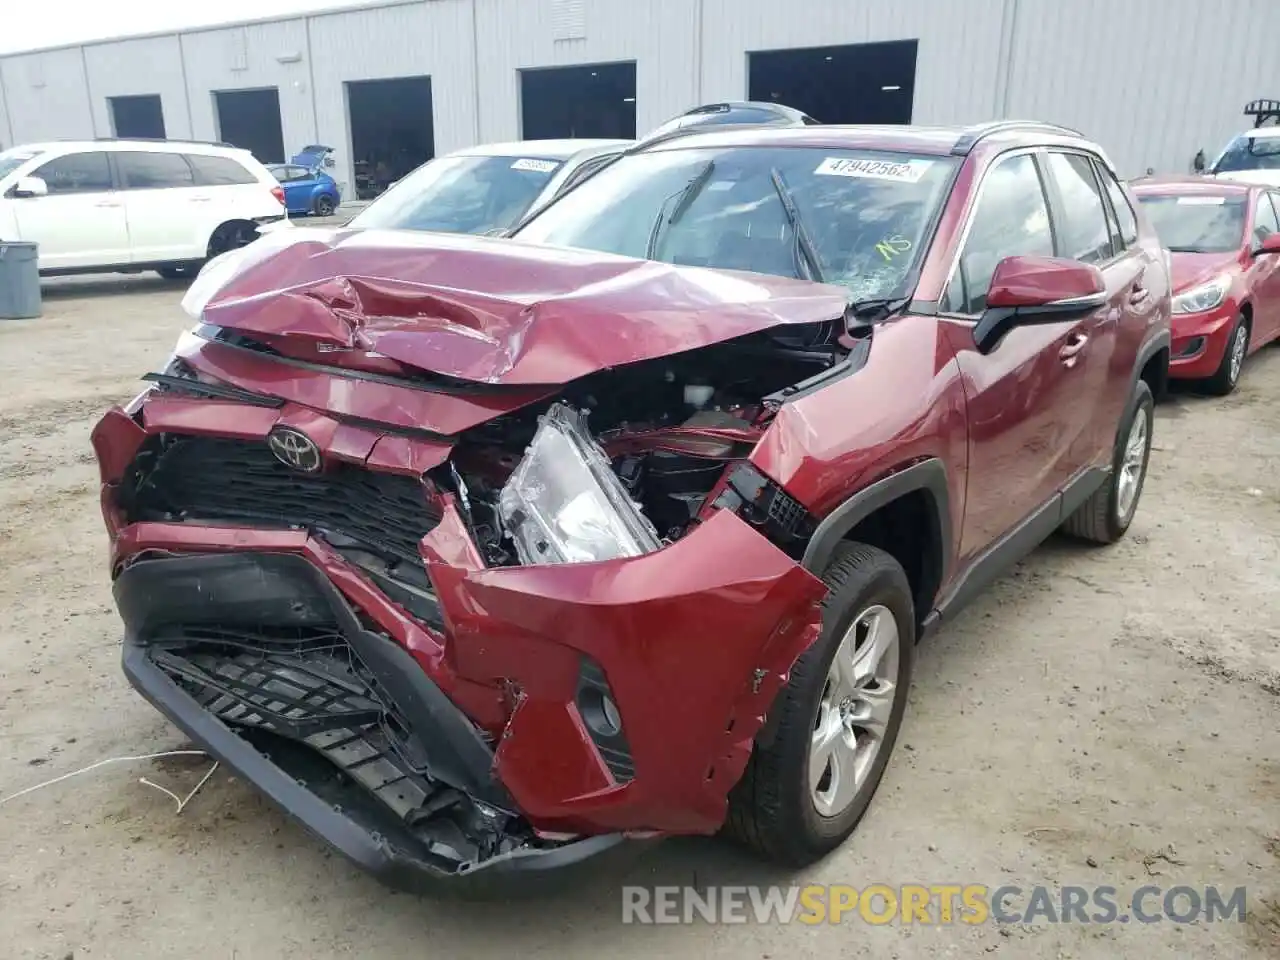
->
(41, 275, 190, 300)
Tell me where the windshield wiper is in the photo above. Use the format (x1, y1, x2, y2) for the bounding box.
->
(645, 159, 716, 259)
(769, 167, 825, 283)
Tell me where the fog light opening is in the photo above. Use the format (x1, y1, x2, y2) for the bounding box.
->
(581, 687, 623, 738)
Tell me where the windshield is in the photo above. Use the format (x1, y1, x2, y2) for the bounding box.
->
(348, 154, 565, 235)
(1136, 194, 1246, 253)
(512, 146, 957, 299)
(1211, 134, 1280, 173)
(0, 148, 44, 181)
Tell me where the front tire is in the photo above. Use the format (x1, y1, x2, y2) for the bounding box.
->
(1061, 379, 1154, 544)
(724, 542, 914, 866)
(1203, 314, 1248, 396)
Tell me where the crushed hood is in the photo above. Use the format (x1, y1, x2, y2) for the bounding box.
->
(192, 227, 851, 386)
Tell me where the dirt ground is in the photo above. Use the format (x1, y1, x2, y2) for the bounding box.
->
(1, 276, 1277, 960)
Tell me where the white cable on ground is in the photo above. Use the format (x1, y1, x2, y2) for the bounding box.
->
(139, 761, 220, 814)
(0, 750, 213, 808)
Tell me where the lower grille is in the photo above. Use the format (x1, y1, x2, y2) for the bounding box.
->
(125, 435, 440, 566)
(152, 626, 452, 827)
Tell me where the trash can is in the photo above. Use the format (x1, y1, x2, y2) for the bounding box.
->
(0, 241, 41, 320)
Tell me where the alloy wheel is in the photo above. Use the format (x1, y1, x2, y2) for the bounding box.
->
(1116, 406, 1150, 521)
(809, 604, 900, 818)
(1228, 325, 1247, 386)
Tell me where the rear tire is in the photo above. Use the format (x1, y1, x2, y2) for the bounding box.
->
(313, 195, 336, 217)
(207, 221, 258, 259)
(1061, 379, 1154, 544)
(1203, 315, 1248, 396)
(724, 542, 914, 866)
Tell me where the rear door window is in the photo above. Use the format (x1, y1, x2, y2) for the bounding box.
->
(1095, 163, 1139, 248)
(31, 151, 113, 194)
(117, 152, 196, 190)
(188, 154, 257, 186)
(1043, 152, 1113, 263)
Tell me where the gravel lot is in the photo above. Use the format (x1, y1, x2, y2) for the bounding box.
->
(1, 276, 1277, 959)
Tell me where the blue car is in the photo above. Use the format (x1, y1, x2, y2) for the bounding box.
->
(267, 145, 341, 217)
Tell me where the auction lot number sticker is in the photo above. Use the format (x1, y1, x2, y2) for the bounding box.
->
(815, 157, 933, 182)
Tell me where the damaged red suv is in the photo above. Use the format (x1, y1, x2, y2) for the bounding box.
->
(92, 121, 1171, 893)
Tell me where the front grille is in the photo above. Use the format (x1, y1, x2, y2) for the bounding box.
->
(125, 435, 440, 566)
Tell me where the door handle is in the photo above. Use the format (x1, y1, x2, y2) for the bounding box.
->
(1059, 333, 1089, 364)
(94, 201, 122, 208)
(1129, 284, 1148, 305)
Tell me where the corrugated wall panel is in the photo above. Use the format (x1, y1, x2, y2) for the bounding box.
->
(0, 48, 95, 142)
(1007, 0, 1280, 176)
(472, 0, 700, 142)
(699, 0, 1008, 125)
(0, 70, 13, 147)
(83, 36, 192, 139)
(308, 0, 477, 193)
(179, 18, 315, 159)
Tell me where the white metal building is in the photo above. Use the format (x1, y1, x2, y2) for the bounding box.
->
(0, 0, 1275, 196)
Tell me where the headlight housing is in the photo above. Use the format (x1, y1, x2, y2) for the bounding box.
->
(498, 403, 661, 565)
(1172, 275, 1231, 315)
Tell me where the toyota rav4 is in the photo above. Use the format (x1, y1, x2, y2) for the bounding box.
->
(91, 120, 1171, 893)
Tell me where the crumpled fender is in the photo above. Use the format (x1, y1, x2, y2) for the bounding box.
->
(421, 503, 826, 835)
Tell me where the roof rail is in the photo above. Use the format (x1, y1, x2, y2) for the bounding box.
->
(627, 118, 803, 154)
(92, 136, 237, 148)
(950, 120, 1084, 156)
(1244, 99, 1280, 128)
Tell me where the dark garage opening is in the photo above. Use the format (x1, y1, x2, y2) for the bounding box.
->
(520, 62, 636, 141)
(214, 88, 286, 163)
(109, 95, 166, 139)
(347, 76, 435, 200)
(748, 40, 918, 125)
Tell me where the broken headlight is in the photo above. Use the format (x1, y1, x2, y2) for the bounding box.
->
(498, 403, 661, 565)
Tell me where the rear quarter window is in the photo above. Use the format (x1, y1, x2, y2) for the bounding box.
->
(187, 154, 258, 186)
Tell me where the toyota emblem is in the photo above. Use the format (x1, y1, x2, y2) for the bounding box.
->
(267, 427, 323, 474)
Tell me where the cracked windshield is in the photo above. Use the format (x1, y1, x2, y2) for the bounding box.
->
(513, 146, 956, 299)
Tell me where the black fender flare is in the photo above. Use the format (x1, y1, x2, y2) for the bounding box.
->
(800, 458, 953, 588)
(753, 459, 953, 750)
(1129, 328, 1171, 398)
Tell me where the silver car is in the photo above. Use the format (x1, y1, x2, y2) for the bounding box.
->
(342, 139, 632, 237)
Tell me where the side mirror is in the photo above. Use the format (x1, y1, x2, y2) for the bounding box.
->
(974, 255, 1107, 354)
(10, 176, 48, 198)
(1192, 149, 1207, 174)
(1250, 232, 1280, 257)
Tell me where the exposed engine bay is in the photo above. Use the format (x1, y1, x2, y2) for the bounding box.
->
(434, 324, 852, 569)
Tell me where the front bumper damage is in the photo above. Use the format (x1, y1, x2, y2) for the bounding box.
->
(94, 397, 826, 891)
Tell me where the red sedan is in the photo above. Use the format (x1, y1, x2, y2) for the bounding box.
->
(1132, 176, 1280, 393)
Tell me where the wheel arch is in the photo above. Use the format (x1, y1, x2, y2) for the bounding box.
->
(1131, 328, 1171, 403)
(801, 459, 952, 629)
(206, 218, 260, 259)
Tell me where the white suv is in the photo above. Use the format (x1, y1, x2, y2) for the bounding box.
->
(0, 139, 286, 278)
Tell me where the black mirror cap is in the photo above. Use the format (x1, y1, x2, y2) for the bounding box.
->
(973, 294, 1108, 355)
